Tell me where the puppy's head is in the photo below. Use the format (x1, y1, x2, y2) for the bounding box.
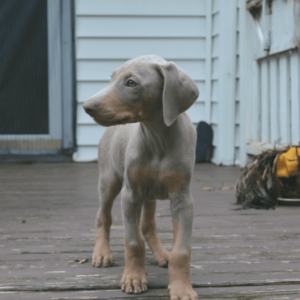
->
(83, 55, 199, 127)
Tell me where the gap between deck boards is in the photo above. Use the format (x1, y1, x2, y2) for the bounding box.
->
(1, 279, 300, 292)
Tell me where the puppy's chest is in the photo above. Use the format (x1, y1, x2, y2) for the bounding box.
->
(128, 165, 187, 199)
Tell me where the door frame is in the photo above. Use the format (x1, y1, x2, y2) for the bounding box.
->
(0, 0, 76, 157)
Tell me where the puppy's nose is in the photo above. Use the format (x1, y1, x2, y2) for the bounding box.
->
(83, 101, 99, 115)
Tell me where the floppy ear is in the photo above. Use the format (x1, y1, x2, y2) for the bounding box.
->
(158, 62, 199, 126)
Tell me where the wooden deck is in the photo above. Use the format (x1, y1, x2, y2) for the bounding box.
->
(1, 162, 300, 300)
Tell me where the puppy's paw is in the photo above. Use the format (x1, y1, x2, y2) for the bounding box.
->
(92, 251, 112, 268)
(168, 281, 198, 300)
(121, 268, 147, 294)
(158, 258, 169, 268)
(154, 248, 170, 268)
(156, 254, 169, 268)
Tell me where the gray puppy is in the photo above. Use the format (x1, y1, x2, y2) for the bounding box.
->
(83, 55, 199, 300)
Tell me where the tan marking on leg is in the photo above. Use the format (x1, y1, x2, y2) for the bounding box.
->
(172, 216, 180, 245)
(141, 200, 170, 267)
(123, 71, 132, 79)
(92, 218, 112, 267)
(129, 166, 156, 191)
(168, 218, 198, 299)
(160, 170, 187, 195)
(121, 238, 147, 294)
(93, 179, 121, 268)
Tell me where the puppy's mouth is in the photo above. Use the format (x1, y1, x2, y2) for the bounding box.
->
(93, 115, 133, 127)
(96, 108, 116, 120)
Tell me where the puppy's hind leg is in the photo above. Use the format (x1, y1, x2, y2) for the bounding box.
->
(92, 172, 122, 268)
(141, 200, 170, 267)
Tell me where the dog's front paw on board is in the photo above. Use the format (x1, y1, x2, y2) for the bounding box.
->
(168, 281, 198, 300)
(92, 246, 112, 267)
(120, 267, 147, 294)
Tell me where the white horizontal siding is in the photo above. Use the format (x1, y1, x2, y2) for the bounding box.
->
(77, 60, 128, 81)
(77, 104, 91, 124)
(77, 82, 107, 103)
(77, 16, 206, 37)
(187, 102, 205, 124)
(77, 125, 106, 145)
(76, 38, 206, 60)
(74, 0, 207, 161)
(77, 59, 206, 81)
(76, 0, 206, 16)
(73, 146, 98, 162)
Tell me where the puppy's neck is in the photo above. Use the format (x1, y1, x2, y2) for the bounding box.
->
(139, 116, 170, 156)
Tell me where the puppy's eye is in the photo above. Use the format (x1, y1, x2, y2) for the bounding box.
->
(126, 80, 136, 87)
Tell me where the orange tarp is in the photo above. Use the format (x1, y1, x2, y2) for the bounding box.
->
(276, 147, 300, 178)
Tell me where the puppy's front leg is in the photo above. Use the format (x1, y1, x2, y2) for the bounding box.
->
(121, 187, 147, 294)
(168, 194, 198, 300)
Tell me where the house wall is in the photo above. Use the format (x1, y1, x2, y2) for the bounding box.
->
(243, 0, 300, 157)
(212, 0, 300, 165)
(246, 49, 300, 154)
(234, 1, 241, 165)
(213, 0, 241, 165)
(73, 0, 300, 165)
(208, 0, 221, 164)
(73, 0, 208, 161)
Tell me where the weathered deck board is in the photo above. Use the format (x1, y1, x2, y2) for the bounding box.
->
(2, 285, 300, 300)
(1, 163, 300, 299)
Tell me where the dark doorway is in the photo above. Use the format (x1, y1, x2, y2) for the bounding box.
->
(0, 0, 49, 134)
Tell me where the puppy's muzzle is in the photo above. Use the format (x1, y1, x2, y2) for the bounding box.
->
(97, 108, 116, 120)
(82, 102, 98, 116)
(83, 102, 116, 120)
